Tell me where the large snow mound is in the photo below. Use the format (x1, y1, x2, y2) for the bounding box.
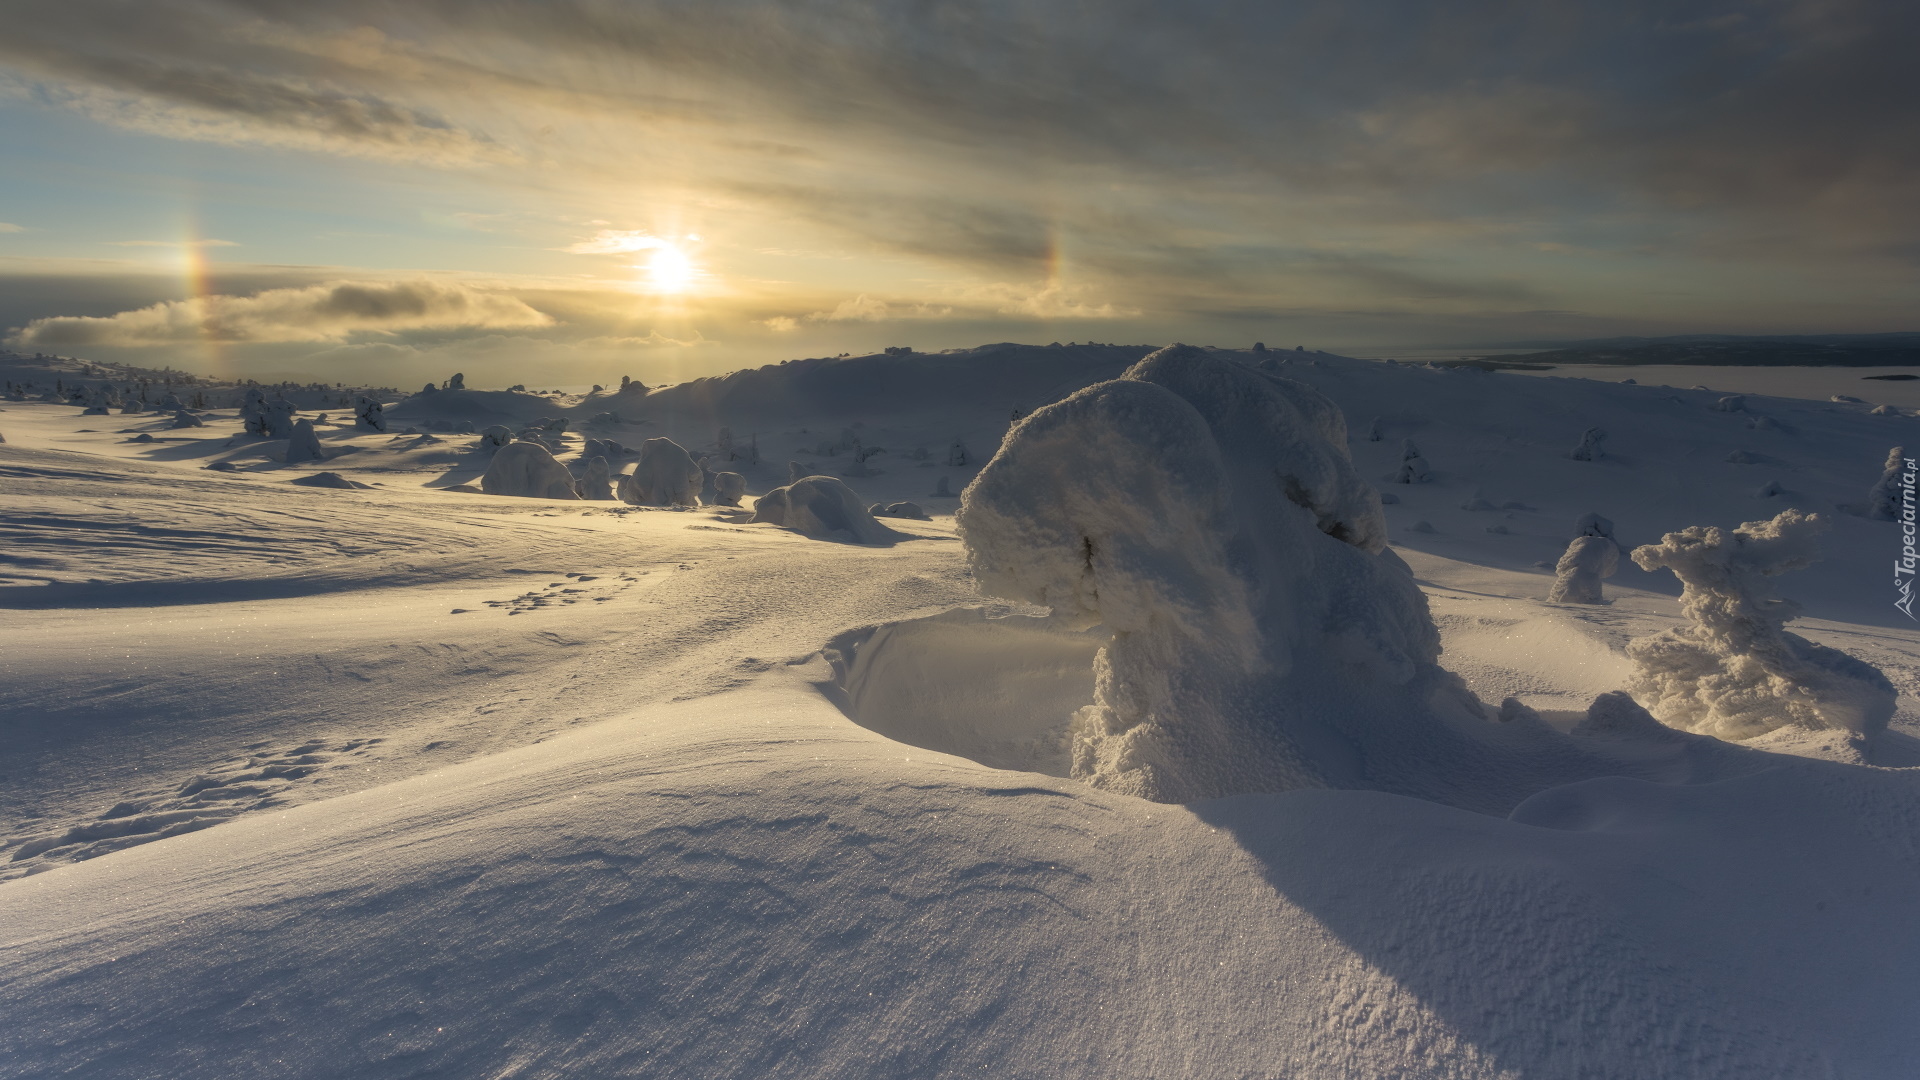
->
(480, 440, 580, 500)
(618, 437, 703, 507)
(956, 345, 1745, 809)
(752, 475, 900, 544)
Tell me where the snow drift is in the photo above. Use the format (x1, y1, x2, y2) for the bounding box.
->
(480, 441, 580, 500)
(752, 476, 899, 544)
(1626, 510, 1896, 740)
(618, 437, 703, 507)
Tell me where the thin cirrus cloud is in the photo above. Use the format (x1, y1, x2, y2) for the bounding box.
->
(7, 279, 554, 347)
(106, 239, 241, 248)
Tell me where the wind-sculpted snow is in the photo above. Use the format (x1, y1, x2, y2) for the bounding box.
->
(619, 437, 703, 507)
(576, 455, 615, 500)
(480, 441, 580, 500)
(284, 418, 325, 464)
(711, 470, 746, 506)
(752, 475, 899, 544)
(1627, 510, 1896, 740)
(957, 345, 1687, 809)
(1548, 536, 1618, 603)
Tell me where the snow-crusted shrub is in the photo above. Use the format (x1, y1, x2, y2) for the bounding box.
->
(1547, 536, 1618, 603)
(1755, 479, 1784, 498)
(1577, 512, 1615, 540)
(947, 440, 970, 467)
(455, 420, 475, 434)
(930, 476, 955, 497)
(1365, 417, 1382, 442)
(1625, 510, 1895, 740)
(1713, 395, 1746, 413)
(354, 395, 388, 433)
(1394, 439, 1433, 483)
(711, 471, 746, 506)
(618, 437, 703, 507)
(169, 410, 204, 429)
(1872, 404, 1900, 416)
(751, 475, 897, 543)
(481, 441, 581, 500)
(1867, 447, 1907, 521)
(478, 425, 512, 449)
(575, 456, 615, 500)
(285, 419, 326, 464)
(1568, 427, 1605, 461)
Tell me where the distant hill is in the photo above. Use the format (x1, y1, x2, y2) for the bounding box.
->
(1473, 333, 1920, 368)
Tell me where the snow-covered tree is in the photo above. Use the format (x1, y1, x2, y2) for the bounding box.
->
(1627, 510, 1894, 740)
(575, 456, 615, 500)
(1568, 427, 1605, 461)
(354, 395, 388, 433)
(947, 439, 969, 467)
(711, 470, 746, 506)
(241, 388, 270, 433)
(481, 441, 580, 500)
(1867, 447, 1907, 521)
(285, 419, 326, 464)
(263, 398, 298, 438)
(478, 425, 512, 449)
(619, 437, 704, 507)
(1547, 536, 1618, 603)
(1395, 438, 1432, 483)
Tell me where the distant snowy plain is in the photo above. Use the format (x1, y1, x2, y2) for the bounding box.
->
(3, 345, 1919, 1078)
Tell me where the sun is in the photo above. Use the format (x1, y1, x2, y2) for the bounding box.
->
(645, 243, 696, 293)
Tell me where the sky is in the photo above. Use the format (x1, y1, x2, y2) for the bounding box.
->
(0, 0, 1914, 388)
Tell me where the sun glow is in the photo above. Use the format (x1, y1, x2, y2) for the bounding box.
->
(568, 228, 706, 295)
(643, 243, 696, 293)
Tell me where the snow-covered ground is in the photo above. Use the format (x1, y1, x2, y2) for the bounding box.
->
(4, 346, 1919, 1078)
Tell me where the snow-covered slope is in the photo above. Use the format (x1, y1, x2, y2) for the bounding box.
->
(4, 345, 1919, 1078)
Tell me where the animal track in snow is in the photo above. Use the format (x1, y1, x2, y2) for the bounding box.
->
(1, 737, 385, 880)
(476, 569, 651, 614)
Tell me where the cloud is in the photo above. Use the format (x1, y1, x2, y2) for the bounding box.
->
(0, 0, 1915, 337)
(106, 238, 240, 248)
(565, 229, 677, 255)
(8, 279, 553, 346)
(0, 222, 23, 233)
(805, 294, 953, 323)
(957, 282, 1137, 320)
